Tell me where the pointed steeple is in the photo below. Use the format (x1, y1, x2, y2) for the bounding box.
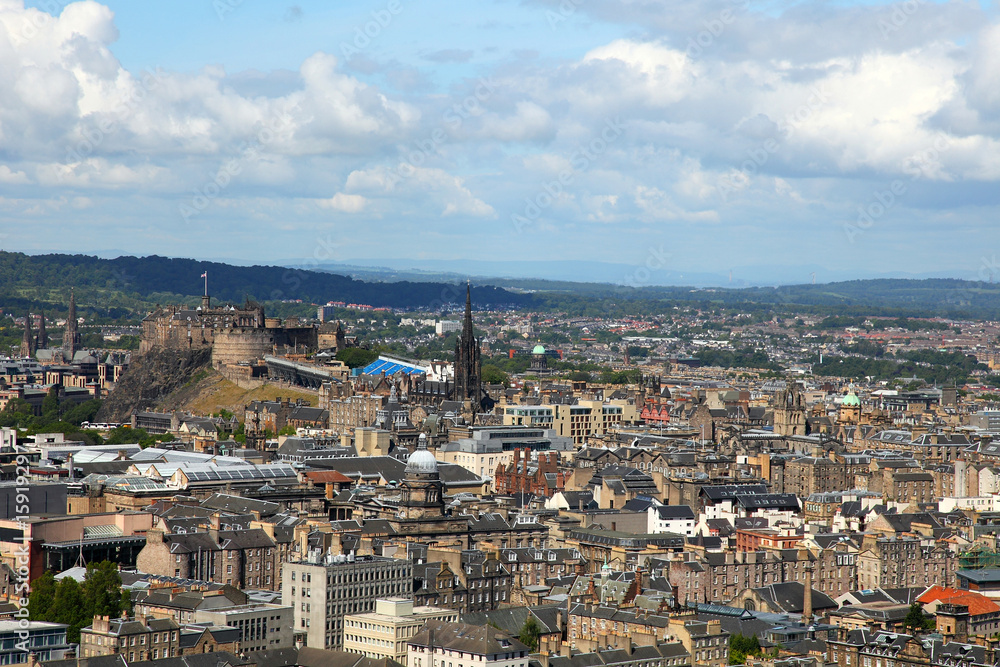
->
(454, 282, 481, 411)
(36, 310, 48, 349)
(463, 282, 473, 335)
(20, 312, 35, 358)
(63, 289, 80, 360)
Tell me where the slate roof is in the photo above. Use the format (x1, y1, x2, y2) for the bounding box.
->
(751, 581, 836, 613)
(409, 619, 529, 655)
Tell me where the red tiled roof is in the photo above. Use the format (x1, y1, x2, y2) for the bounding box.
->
(303, 470, 354, 483)
(919, 585, 1000, 617)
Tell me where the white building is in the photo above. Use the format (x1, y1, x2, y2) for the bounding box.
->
(435, 320, 462, 335)
(194, 603, 295, 654)
(344, 598, 458, 666)
(407, 620, 529, 667)
(648, 504, 697, 536)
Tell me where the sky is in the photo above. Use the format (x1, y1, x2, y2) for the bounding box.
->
(1, 0, 999, 285)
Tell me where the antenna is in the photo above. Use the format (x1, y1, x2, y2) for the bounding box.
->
(811, 272, 816, 285)
(75, 533, 86, 568)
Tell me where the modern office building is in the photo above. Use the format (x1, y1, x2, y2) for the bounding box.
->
(282, 552, 413, 650)
(343, 598, 458, 665)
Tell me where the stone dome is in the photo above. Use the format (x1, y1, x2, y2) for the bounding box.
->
(532, 344, 546, 355)
(405, 438, 439, 474)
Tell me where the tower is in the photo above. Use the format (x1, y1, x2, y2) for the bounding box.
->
(36, 310, 48, 349)
(335, 321, 346, 353)
(838, 386, 861, 424)
(773, 381, 806, 436)
(400, 434, 445, 520)
(936, 603, 969, 643)
(63, 289, 81, 361)
(19, 312, 35, 358)
(454, 284, 481, 410)
(529, 345, 548, 373)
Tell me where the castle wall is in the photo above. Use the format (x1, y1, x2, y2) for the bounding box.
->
(212, 330, 278, 367)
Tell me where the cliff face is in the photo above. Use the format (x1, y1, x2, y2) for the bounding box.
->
(96, 347, 213, 423)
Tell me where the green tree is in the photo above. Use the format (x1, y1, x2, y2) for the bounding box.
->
(518, 615, 541, 652)
(481, 364, 510, 387)
(903, 602, 929, 632)
(47, 577, 89, 643)
(729, 633, 761, 664)
(41, 386, 60, 420)
(28, 570, 57, 621)
(83, 561, 125, 620)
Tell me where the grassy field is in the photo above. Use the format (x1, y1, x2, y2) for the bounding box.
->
(157, 367, 317, 416)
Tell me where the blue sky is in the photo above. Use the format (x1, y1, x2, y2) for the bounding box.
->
(3, 0, 1000, 284)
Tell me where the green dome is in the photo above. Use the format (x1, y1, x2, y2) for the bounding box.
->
(532, 345, 546, 355)
(842, 391, 860, 407)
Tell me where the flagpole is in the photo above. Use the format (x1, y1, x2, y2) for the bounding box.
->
(204, 271, 208, 297)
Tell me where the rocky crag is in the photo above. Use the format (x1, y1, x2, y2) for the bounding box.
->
(96, 347, 212, 423)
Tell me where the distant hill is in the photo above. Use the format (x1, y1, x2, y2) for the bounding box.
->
(0, 252, 531, 312)
(3, 251, 1000, 320)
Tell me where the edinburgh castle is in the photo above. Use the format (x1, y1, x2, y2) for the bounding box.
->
(140, 294, 317, 367)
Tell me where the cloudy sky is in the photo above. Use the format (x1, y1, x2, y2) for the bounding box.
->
(1, 0, 999, 284)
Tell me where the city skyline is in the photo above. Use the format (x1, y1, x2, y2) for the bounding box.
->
(1, 0, 999, 280)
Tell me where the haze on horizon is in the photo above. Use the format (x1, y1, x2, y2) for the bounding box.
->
(1, 0, 999, 284)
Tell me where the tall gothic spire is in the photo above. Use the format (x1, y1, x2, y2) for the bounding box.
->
(454, 282, 481, 412)
(36, 310, 48, 349)
(20, 312, 35, 358)
(63, 289, 80, 360)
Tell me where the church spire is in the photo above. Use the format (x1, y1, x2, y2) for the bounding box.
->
(63, 289, 80, 360)
(463, 282, 473, 334)
(20, 312, 35, 358)
(454, 282, 481, 413)
(36, 309, 48, 349)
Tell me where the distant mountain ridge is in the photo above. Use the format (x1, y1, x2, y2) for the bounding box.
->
(0, 252, 530, 310)
(3, 251, 1000, 319)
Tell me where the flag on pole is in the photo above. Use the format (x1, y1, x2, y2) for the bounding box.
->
(200, 272, 207, 278)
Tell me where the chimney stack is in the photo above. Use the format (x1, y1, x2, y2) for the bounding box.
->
(803, 563, 814, 623)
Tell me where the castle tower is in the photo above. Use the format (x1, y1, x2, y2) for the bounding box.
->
(454, 284, 481, 411)
(36, 310, 48, 349)
(19, 312, 35, 358)
(63, 289, 81, 361)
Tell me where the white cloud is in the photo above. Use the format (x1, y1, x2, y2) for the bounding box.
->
(0, 165, 28, 184)
(319, 192, 367, 213)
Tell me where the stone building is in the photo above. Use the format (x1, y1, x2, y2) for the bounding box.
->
(135, 527, 280, 590)
(784, 446, 849, 497)
(568, 605, 728, 667)
(773, 383, 806, 437)
(80, 615, 180, 661)
(856, 535, 956, 590)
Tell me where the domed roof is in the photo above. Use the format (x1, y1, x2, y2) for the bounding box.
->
(532, 344, 546, 355)
(842, 391, 860, 407)
(405, 436, 439, 474)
